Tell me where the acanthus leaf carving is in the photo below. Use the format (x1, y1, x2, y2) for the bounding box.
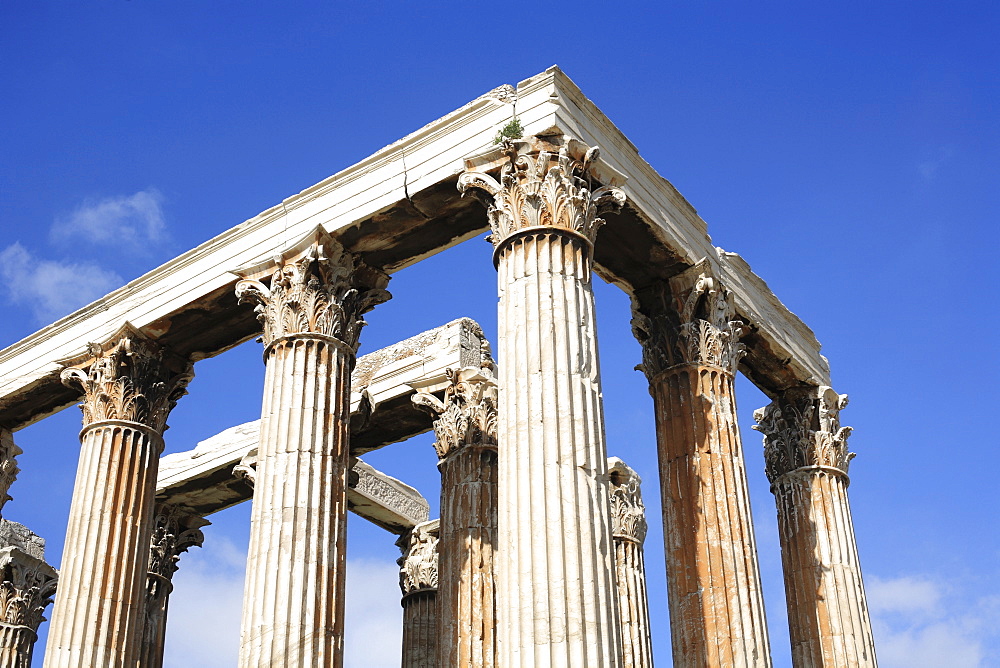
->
(0, 547, 57, 631)
(608, 457, 648, 545)
(235, 234, 390, 352)
(630, 262, 746, 378)
(397, 520, 439, 595)
(458, 139, 626, 249)
(147, 503, 208, 583)
(412, 367, 498, 461)
(58, 323, 194, 433)
(0, 430, 22, 519)
(233, 447, 258, 487)
(754, 386, 855, 483)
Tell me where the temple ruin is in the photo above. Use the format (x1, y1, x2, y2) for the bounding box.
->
(0, 67, 876, 667)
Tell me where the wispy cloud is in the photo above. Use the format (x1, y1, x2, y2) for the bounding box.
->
(50, 188, 167, 252)
(916, 145, 956, 182)
(868, 573, 997, 668)
(0, 242, 123, 323)
(164, 544, 402, 668)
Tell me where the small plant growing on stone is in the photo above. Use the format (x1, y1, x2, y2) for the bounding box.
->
(493, 117, 523, 144)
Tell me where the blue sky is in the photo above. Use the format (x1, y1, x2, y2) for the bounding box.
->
(1, 2, 998, 666)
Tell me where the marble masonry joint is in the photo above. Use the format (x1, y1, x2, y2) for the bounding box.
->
(461, 134, 626, 667)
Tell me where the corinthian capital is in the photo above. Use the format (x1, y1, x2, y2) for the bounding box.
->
(397, 520, 439, 596)
(0, 430, 22, 518)
(608, 457, 648, 544)
(59, 323, 194, 433)
(412, 367, 498, 461)
(234, 229, 390, 352)
(458, 137, 626, 250)
(0, 546, 57, 632)
(630, 260, 745, 378)
(147, 503, 208, 583)
(754, 386, 855, 483)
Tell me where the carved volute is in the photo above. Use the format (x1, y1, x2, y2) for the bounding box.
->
(397, 521, 439, 596)
(754, 386, 855, 483)
(631, 261, 746, 379)
(458, 138, 626, 253)
(608, 458, 648, 545)
(0, 430, 22, 518)
(59, 323, 194, 434)
(411, 367, 498, 461)
(234, 232, 390, 353)
(0, 547, 57, 632)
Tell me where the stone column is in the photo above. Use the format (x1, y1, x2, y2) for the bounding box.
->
(459, 137, 627, 667)
(397, 520, 439, 668)
(0, 543, 57, 668)
(754, 387, 877, 667)
(44, 325, 192, 668)
(138, 503, 208, 668)
(608, 458, 654, 668)
(413, 366, 498, 668)
(631, 263, 771, 667)
(234, 231, 389, 668)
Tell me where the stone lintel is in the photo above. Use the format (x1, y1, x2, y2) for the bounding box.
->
(2, 68, 827, 431)
(155, 319, 481, 524)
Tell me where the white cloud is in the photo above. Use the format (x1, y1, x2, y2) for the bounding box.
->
(50, 188, 166, 251)
(163, 544, 402, 668)
(867, 574, 995, 668)
(0, 242, 123, 323)
(344, 558, 403, 668)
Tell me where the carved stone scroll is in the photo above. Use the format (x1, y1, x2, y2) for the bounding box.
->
(755, 387, 876, 667)
(0, 542, 57, 668)
(398, 520, 439, 668)
(44, 325, 192, 668)
(0, 431, 21, 520)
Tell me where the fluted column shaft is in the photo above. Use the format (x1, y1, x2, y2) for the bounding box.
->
(414, 366, 499, 667)
(234, 231, 389, 668)
(651, 367, 769, 665)
(608, 458, 654, 668)
(238, 335, 351, 667)
(632, 265, 770, 667)
(438, 444, 498, 666)
(401, 592, 438, 668)
(0, 626, 35, 668)
(45, 326, 191, 668)
(496, 229, 621, 666)
(755, 388, 876, 667)
(49, 423, 159, 667)
(460, 139, 627, 667)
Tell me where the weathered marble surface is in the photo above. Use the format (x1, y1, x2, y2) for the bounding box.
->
(755, 387, 877, 668)
(462, 139, 625, 667)
(632, 263, 771, 668)
(0, 67, 828, 434)
(155, 316, 486, 530)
